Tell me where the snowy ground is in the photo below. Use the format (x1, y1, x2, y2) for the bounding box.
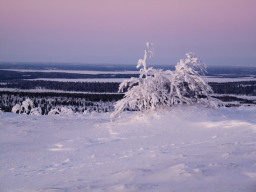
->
(203, 76, 256, 83)
(1, 106, 256, 192)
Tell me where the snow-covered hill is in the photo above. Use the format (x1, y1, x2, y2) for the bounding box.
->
(1, 106, 256, 192)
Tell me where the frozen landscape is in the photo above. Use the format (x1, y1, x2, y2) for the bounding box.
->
(1, 0, 256, 191)
(1, 45, 256, 192)
(1, 106, 256, 192)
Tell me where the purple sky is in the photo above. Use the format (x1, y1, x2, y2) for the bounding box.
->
(0, 0, 256, 66)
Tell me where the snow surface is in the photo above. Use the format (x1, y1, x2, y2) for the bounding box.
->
(203, 76, 256, 83)
(1, 106, 256, 192)
(23, 76, 256, 83)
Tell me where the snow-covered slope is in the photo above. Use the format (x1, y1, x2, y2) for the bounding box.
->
(1, 106, 256, 192)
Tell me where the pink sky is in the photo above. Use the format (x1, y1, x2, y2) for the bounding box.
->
(0, 0, 256, 65)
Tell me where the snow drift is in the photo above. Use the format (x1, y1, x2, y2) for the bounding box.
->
(1, 106, 256, 192)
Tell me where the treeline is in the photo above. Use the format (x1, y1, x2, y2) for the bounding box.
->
(0, 70, 138, 80)
(0, 80, 120, 93)
(0, 91, 124, 114)
(1, 80, 256, 95)
(209, 81, 256, 95)
(1, 81, 256, 114)
(212, 95, 256, 107)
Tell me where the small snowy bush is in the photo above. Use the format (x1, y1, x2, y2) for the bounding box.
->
(30, 107, 42, 116)
(48, 108, 60, 115)
(21, 98, 34, 114)
(48, 107, 74, 115)
(111, 43, 215, 120)
(83, 110, 89, 115)
(12, 98, 42, 115)
(60, 107, 74, 115)
(12, 104, 22, 114)
(0, 108, 3, 115)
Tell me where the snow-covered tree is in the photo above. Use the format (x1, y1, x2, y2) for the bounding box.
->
(111, 43, 215, 120)
(48, 108, 60, 115)
(12, 104, 22, 114)
(111, 43, 171, 119)
(11, 98, 42, 115)
(168, 52, 214, 105)
(21, 98, 34, 114)
(60, 107, 74, 115)
(30, 107, 42, 116)
(48, 107, 74, 115)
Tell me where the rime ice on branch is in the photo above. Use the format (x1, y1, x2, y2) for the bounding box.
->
(111, 43, 215, 120)
(169, 52, 214, 105)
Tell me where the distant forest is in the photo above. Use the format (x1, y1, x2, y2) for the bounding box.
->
(0, 70, 138, 80)
(0, 91, 124, 114)
(1, 67, 256, 114)
(0, 80, 120, 93)
(1, 80, 256, 95)
(209, 81, 256, 95)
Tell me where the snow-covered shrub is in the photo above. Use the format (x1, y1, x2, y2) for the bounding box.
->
(83, 110, 89, 115)
(11, 98, 42, 115)
(21, 98, 34, 114)
(60, 107, 74, 115)
(111, 43, 215, 120)
(48, 107, 74, 115)
(0, 108, 3, 115)
(48, 108, 60, 115)
(12, 104, 22, 114)
(30, 107, 42, 116)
